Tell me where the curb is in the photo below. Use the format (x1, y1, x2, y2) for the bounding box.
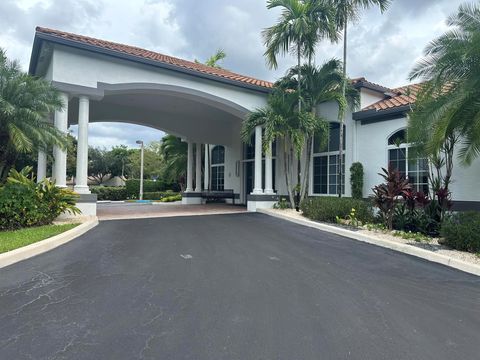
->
(0, 218, 99, 269)
(258, 209, 480, 277)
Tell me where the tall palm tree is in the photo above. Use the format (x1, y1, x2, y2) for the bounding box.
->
(409, 2, 480, 168)
(160, 134, 188, 191)
(329, 0, 391, 196)
(276, 59, 360, 200)
(263, 0, 337, 208)
(0, 48, 66, 181)
(242, 88, 325, 208)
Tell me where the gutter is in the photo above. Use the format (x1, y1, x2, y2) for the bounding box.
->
(352, 105, 412, 124)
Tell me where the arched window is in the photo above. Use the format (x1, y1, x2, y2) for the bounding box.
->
(387, 129, 429, 193)
(312, 122, 346, 195)
(211, 145, 225, 191)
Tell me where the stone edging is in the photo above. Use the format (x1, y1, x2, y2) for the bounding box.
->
(0, 218, 99, 269)
(258, 209, 480, 277)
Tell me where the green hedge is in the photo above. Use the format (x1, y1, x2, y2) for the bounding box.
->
(125, 179, 180, 198)
(90, 186, 127, 201)
(143, 190, 178, 200)
(159, 194, 182, 202)
(300, 196, 374, 224)
(441, 212, 480, 253)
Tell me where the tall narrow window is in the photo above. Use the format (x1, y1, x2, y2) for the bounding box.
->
(211, 145, 225, 191)
(387, 129, 429, 193)
(312, 123, 345, 195)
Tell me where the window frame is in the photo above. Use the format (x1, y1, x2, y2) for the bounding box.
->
(210, 145, 225, 191)
(386, 129, 429, 194)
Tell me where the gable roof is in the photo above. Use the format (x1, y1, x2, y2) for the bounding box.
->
(363, 83, 423, 111)
(30, 27, 274, 92)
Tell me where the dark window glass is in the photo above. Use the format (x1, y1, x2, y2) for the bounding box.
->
(211, 145, 225, 165)
(211, 165, 224, 191)
(313, 123, 345, 153)
(388, 148, 407, 176)
(388, 129, 406, 145)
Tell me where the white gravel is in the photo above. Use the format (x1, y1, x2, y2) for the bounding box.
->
(267, 208, 480, 266)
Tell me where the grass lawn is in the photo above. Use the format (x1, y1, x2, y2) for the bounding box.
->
(0, 223, 80, 254)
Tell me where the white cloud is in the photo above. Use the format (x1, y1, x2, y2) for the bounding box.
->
(0, 0, 466, 148)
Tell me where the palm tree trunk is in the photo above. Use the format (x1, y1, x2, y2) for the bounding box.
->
(283, 138, 295, 208)
(338, 19, 347, 198)
(296, 45, 302, 210)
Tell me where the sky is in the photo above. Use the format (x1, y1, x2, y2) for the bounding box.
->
(0, 0, 465, 148)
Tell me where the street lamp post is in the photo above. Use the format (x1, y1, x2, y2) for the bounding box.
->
(136, 140, 144, 200)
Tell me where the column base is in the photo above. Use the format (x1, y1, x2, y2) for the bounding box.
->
(182, 192, 203, 205)
(74, 185, 91, 194)
(247, 194, 279, 212)
(57, 193, 97, 218)
(251, 189, 264, 195)
(264, 189, 275, 195)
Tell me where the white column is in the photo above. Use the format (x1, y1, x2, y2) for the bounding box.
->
(264, 141, 274, 194)
(53, 92, 68, 187)
(204, 144, 209, 191)
(251, 125, 263, 194)
(37, 149, 47, 183)
(74, 96, 90, 194)
(195, 143, 202, 192)
(186, 141, 193, 192)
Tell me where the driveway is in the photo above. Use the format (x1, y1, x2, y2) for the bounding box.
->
(0, 213, 479, 359)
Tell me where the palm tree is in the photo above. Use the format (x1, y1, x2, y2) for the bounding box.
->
(0, 48, 66, 181)
(276, 59, 360, 199)
(329, 0, 391, 196)
(409, 2, 480, 170)
(160, 134, 188, 191)
(194, 49, 227, 69)
(263, 0, 337, 208)
(242, 88, 324, 208)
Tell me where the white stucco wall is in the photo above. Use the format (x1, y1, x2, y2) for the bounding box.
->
(359, 88, 385, 108)
(50, 45, 267, 113)
(356, 115, 480, 202)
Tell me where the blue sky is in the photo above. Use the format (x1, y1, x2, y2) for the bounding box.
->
(0, 0, 465, 148)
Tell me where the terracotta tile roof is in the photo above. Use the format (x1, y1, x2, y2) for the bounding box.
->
(35, 27, 274, 90)
(362, 82, 424, 112)
(351, 77, 394, 93)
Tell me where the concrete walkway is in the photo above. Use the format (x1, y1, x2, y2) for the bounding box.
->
(97, 202, 247, 220)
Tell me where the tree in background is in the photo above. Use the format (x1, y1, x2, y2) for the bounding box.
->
(195, 49, 227, 69)
(160, 135, 187, 191)
(329, 0, 391, 197)
(128, 141, 164, 180)
(0, 48, 66, 182)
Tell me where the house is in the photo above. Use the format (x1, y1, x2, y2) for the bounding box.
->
(29, 27, 480, 215)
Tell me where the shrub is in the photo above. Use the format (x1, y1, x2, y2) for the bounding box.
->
(300, 196, 374, 224)
(90, 186, 127, 201)
(350, 162, 364, 199)
(125, 180, 180, 198)
(371, 165, 410, 230)
(0, 167, 79, 230)
(160, 194, 182, 202)
(143, 190, 177, 200)
(441, 212, 480, 253)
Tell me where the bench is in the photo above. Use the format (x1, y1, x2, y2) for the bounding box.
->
(202, 189, 235, 204)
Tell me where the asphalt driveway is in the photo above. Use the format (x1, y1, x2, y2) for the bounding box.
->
(0, 213, 479, 359)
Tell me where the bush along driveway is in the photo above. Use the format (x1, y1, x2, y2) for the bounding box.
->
(0, 213, 479, 359)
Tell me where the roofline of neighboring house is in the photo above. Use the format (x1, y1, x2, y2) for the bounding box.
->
(352, 78, 392, 94)
(28, 31, 272, 95)
(352, 104, 412, 124)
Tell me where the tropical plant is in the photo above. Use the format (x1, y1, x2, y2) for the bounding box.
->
(276, 59, 359, 199)
(441, 211, 480, 253)
(242, 88, 323, 208)
(0, 48, 67, 182)
(0, 167, 79, 230)
(329, 0, 391, 196)
(350, 162, 364, 199)
(263, 0, 338, 208)
(160, 135, 188, 191)
(195, 49, 227, 69)
(408, 2, 480, 175)
(371, 164, 411, 230)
